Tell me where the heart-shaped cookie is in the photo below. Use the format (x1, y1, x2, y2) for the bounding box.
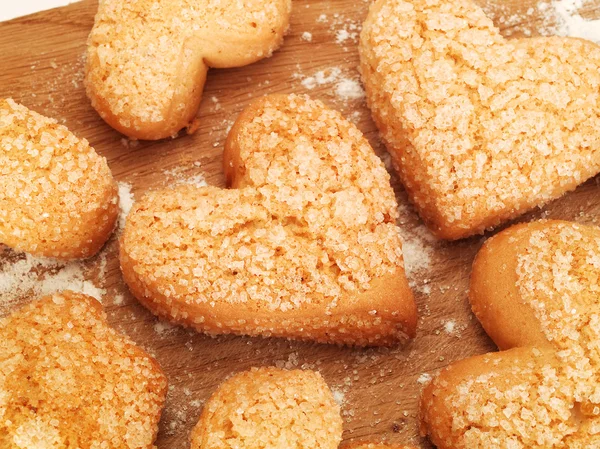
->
(191, 367, 342, 449)
(360, 0, 600, 240)
(85, 0, 292, 140)
(120, 94, 417, 346)
(0, 99, 118, 259)
(421, 220, 600, 448)
(0, 291, 167, 449)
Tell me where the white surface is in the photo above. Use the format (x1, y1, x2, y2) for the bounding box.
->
(552, 0, 600, 43)
(0, 0, 81, 22)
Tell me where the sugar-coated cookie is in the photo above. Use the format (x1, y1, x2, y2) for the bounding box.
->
(85, 0, 292, 140)
(0, 99, 118, 259)
(190, 367, 342, 449)
(0, 291, 167, 449)
(120, 94, 417, 346)
(360, 0, 600, 240)
(421, 220, 600, 448)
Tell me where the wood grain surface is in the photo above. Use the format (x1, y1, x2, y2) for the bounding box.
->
(1, 1, 600, 448)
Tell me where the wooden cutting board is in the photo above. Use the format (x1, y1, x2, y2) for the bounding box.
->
(1, 0, 600, 447)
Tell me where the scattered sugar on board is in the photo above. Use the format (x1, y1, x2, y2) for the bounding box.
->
(209, 96, 221, 112)
(154, 320, 178, 337)
(485, 0, 600, 42)
(417, 373, 432, 385)
(401, 228, 435, 285)
(274, 352, 300, 370)
(177, 174, 207, 188)
(336, 29, 353, 44)
(36, 262, 105, 299)
(293, 67, 365, 103)
(120, 138, 140, 149)
(165, 389, 190, 436)
(392, 186, 440, 295)
(331, 388, 346, 406)
(546, 0, 600, 42)
(0, 253, 106, 312)
(0, 172, 116, 309)
(318, 11, 361, 48)
(298, 67, 342, 90)
(162, 165, 208, 188)
(118, 181, 134, 231)
(26, 53, 86, 124)
(439, 319, 468, 338)
(444, 320, 456, 334)
(301, 31, 312, 42)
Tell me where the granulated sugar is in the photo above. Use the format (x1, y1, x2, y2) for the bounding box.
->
(399, 218, 437, 296)
(298, 67, 342, 90)
(545, 0, 600, 42)
(154, 320, 178, 337)
(444, 320, 456, 334)
(294, 68, 365, 103)
(0, 181, 126, 313)
(118, 181, 135, 231)
(162, 165, 208, 189)
(488, 0, 600, 42)
(0, 252, 106, 312)
(417, 373, 433, 385)
(335, 78, 365, 101)
(174, 174, 207, 188)
(320, 11, 361, 47)
(401, 232, 433, 280)
(336, 29, 355, 44)
(0, 177, 122, 312)
(331, 388, 346, 406)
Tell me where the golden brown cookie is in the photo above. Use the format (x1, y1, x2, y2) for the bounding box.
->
(191, 367, 342, 449)
(421, 220, 600, 448)
(120, 94, 417, 346)
(85, 0, 292, 140)
(360, 0, 600, 240)
(0, 99, 118, 259)
(0, 291, 167, 449)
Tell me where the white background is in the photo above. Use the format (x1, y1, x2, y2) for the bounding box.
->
(0, 0, 81, 22)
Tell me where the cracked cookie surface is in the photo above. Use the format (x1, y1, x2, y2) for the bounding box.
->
(0, 99, 118, 259)
(421, 220, 600, 448)
(191, 367, 342, 449)
(360, 0, 600, 239)
(0, 291, 167, 449)
(120, 94, 416, 346)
